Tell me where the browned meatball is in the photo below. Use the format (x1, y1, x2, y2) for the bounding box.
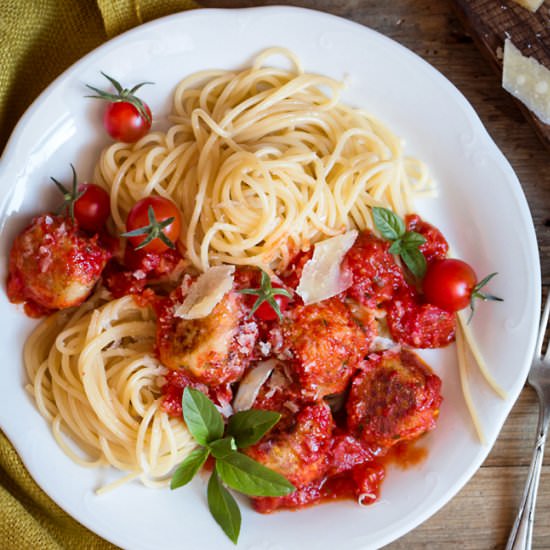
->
(245, 402, 333, 489)
(346, 348, 442, 449)
(281, 298, 372, 399)
(156, 290, 257, 385)
(7, 214, 109, 316)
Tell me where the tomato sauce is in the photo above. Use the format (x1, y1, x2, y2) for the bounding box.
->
(7, 204, 452, 516)
(405, 214, 449, 264)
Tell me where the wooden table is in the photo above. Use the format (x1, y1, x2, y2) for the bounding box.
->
(199, 0, 550, 548)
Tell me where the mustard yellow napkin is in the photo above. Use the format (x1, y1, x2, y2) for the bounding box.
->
(0, 1, 197, 547)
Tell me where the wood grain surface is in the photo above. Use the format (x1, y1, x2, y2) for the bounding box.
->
(453, 0, 550, 151)
(199, 0, 550, 548)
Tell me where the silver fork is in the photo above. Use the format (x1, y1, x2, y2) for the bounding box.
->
(506, 294, 550, 550)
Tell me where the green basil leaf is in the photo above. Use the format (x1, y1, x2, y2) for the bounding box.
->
(400, 247, 427, 279)
(372, 207, 405, 241)
(216, 452, 295, 497)
(388, 239, 402, 255)
(227, 410, 281, 448)
(209, 436, 238, 459)
(170, 447, 209, 489)
(207, 472, 241, 544)
(182, 387, 224, 445)
(401, 231, 426, 248)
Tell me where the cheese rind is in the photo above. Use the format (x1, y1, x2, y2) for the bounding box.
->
(511, 0, 544, 12)
(502, 39, 550, 125)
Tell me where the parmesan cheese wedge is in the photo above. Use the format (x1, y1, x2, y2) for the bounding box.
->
(502, 39, 550, 125)
(511, 0, 544, 12)
(174, 265, 235, 319)
(233, 359, 277, 412)
(296, 230, 358, 305)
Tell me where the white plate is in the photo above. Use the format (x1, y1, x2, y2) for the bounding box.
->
(0, 7, 540, 550)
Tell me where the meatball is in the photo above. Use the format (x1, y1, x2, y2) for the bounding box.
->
(245, 402, 333, 489)
(384, 285, 456, 349)
(346, 348, 442, 449)
(282, 298, 372, 399)
(343, 230, 404, 308)
(156, 290, 257, 385)
(7, 214, 109, 316)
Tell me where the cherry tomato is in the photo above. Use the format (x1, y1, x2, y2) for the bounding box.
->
(422, 258, 477, 312)
(256, 283, 291, 321)
(104, 101, 152, 143)
(244, 280, 291, 321)
(73, 184, 111, 233)
(125, 196, 181, 253)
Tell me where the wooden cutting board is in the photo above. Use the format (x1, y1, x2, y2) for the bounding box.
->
(452, 0, 550, 152)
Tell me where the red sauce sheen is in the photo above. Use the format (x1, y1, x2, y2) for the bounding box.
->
(7, 210, 454, 514)
(405, 214, 449, 265)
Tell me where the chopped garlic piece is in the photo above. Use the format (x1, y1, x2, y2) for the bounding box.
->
(511, 0, 544, 12)
(174, 265, 235, 319)
(296, 230, 358, 305)
(502, 39, 550, 124)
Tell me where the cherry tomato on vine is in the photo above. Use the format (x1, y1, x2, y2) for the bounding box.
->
(73, 184, 111, 233)
(422, 258, 502, 318)
(51, 165, 111, 234)
(239, 271, 293, 322)
(103, 101, 152, 143)
(253, 280, 292, 321)
(123, 196, 181, 253)
(86, 72, 153, 143)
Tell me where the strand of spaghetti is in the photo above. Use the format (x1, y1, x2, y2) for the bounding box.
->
(136, 398, 160, 474)
(456, 319, 487, 444)
(51, 415, 104, 468)
(457, 311, 507, 399)
(96, 471, 142, 495)
(252, 47, 304, 73)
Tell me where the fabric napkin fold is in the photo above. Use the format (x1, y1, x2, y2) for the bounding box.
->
(0, 1, 197, 547)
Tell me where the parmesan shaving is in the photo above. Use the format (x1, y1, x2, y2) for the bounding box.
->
(296, 230, 358, 305)
(233, 360, 277, 412)
(502, 39, 550, 125)
(174, 265, 235, 319)
(511, 0, 544, 12)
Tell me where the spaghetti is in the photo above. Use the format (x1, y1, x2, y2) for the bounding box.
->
(96, 48, 433, 273)
(18, 49, 501, 498)
(24, 289, 195, 489)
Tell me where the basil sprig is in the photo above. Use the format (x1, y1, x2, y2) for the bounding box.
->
(372, 206, 427, 278)
(228, 409, 281, 448)
(171, 387, 295, 544)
